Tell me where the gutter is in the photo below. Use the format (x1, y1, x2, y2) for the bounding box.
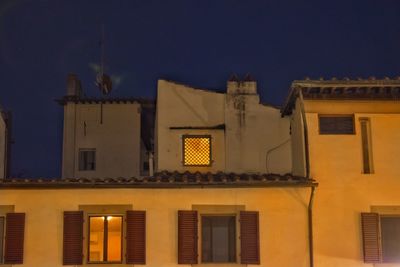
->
(298, 88, 315, 267)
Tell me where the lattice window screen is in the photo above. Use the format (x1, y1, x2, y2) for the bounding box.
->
(183, 136, 211, 166)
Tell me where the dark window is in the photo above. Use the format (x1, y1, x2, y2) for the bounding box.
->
(319, 115, 355, 134)
(79, 149, 96, 171)
(143, 162, 149, 171)
(360, 118, 373, 174)
(182, 135, 212, 166)
(201, 216, 236, 263)
(361, 213, 400, 263)
(381, 216, 400, 262)
(88, 216, 122, 263)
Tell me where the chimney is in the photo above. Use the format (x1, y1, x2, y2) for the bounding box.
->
(66, 74, 82, 98)
(227, 73, 257, 95)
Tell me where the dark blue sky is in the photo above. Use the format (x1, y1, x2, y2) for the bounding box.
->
(1, 0, 400, 177)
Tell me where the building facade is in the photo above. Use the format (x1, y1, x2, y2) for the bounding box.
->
(282, 78, 400, 267)
(0, 76, 399, 267)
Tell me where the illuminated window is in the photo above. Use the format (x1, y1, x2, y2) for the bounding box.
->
(183, 135, 211, 166)
(88, 215, 122, 263)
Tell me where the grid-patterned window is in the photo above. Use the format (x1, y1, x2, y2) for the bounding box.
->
(79, 149, 96, 171)
(183, 135, 211, 166)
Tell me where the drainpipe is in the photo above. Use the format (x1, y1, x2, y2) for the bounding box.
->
(149, 152, 154, 176)
(308, 186, 316, 267)
(298, 88, 315, 267)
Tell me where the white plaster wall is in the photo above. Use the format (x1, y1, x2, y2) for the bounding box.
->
(156, 79, 292, 174)
(225, 93, 292, 174)
(62, 103, 141, 178)
(156, 80, 225, 172)
(290, 99, 307, 177)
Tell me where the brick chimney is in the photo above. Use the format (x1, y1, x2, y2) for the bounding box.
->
(66, 74, 82, 98)
(227, 73, 257, 95)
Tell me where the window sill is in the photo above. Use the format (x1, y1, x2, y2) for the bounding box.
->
(196, 264, 245, 267)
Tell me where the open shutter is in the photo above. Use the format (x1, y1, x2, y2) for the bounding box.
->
(361, 212, 382, 263)
(4, 213, 25, 264)
(63, 211, 83, 265)
(240, 211, 260, 264)
(126, 210, 146, 264)
(178, 210, 198, 264)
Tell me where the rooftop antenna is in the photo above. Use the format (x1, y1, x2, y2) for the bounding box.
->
(96, 24, 112, 95)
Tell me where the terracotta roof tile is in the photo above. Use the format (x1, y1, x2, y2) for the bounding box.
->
(0, 171, 316, 189)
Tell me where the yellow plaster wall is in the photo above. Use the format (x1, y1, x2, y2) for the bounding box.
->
(0, 187, 311, 267)
(303, 100, 400, 267)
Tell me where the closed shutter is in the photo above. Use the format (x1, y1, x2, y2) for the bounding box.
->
(240, 211, 260, 264)
(361, 212, 382, 263)
(126, 210, 146, 264)
(63, 211, 83, 265)
(178, 210, 198, 264)
(319, 116, 354, 134)
(4, 213, 25, 264)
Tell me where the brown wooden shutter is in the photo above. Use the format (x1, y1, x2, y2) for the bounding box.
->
(240, 211, 260, 264)
(4, 213, 25, 264)
(126, 210, 146, 264)
(63, 211, 83, 265)
(361, 212, 382, 263)
(319, 116, 355, 134)
(178, 210, 198, 264)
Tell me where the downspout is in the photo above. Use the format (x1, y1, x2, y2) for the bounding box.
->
(298, 88, 315, 267)
(308, 186, 316, 267)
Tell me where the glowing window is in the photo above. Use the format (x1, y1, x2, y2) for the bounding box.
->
(89, 215, 122, 263)
(183, 135, 211, 166)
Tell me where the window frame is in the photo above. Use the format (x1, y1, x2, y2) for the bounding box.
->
(200, 214, 237, 264)
(182, 135, 212, 167)
(379, 214, 400, 263)
(318, 114, 355, 135)
(359, 117, 374, 174)
(78, 148, 96, 171)
(87, 214, 123, 264)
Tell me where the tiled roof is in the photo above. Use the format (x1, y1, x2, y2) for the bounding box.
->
(0, 171, 316, 189)
(281, 77, 400, 116)
(56, 96, 155, 107)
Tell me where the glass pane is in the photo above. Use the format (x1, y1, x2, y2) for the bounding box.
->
(201, 217, 212, 262)
(89, 217, 104, 262)
(202, 216, 236, 263)
(381, 217, 400, 262)
(107, 216, 122, 262)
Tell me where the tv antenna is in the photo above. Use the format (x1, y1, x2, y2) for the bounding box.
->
(96, 25, 112, 95)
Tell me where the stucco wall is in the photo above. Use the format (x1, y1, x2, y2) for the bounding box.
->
(225, 93, 291, 174)
(62, 103, 141, 178)
(0, 186, 310, 267)
(156, 80, 292, 174)
(0, 114, 5, 179)
(290, 99, 306, 177)
(303, 100, 400, 267)
(156, 80, 226, 172)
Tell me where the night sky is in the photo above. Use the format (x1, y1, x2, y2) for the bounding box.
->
(0, 0, 400, 177)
